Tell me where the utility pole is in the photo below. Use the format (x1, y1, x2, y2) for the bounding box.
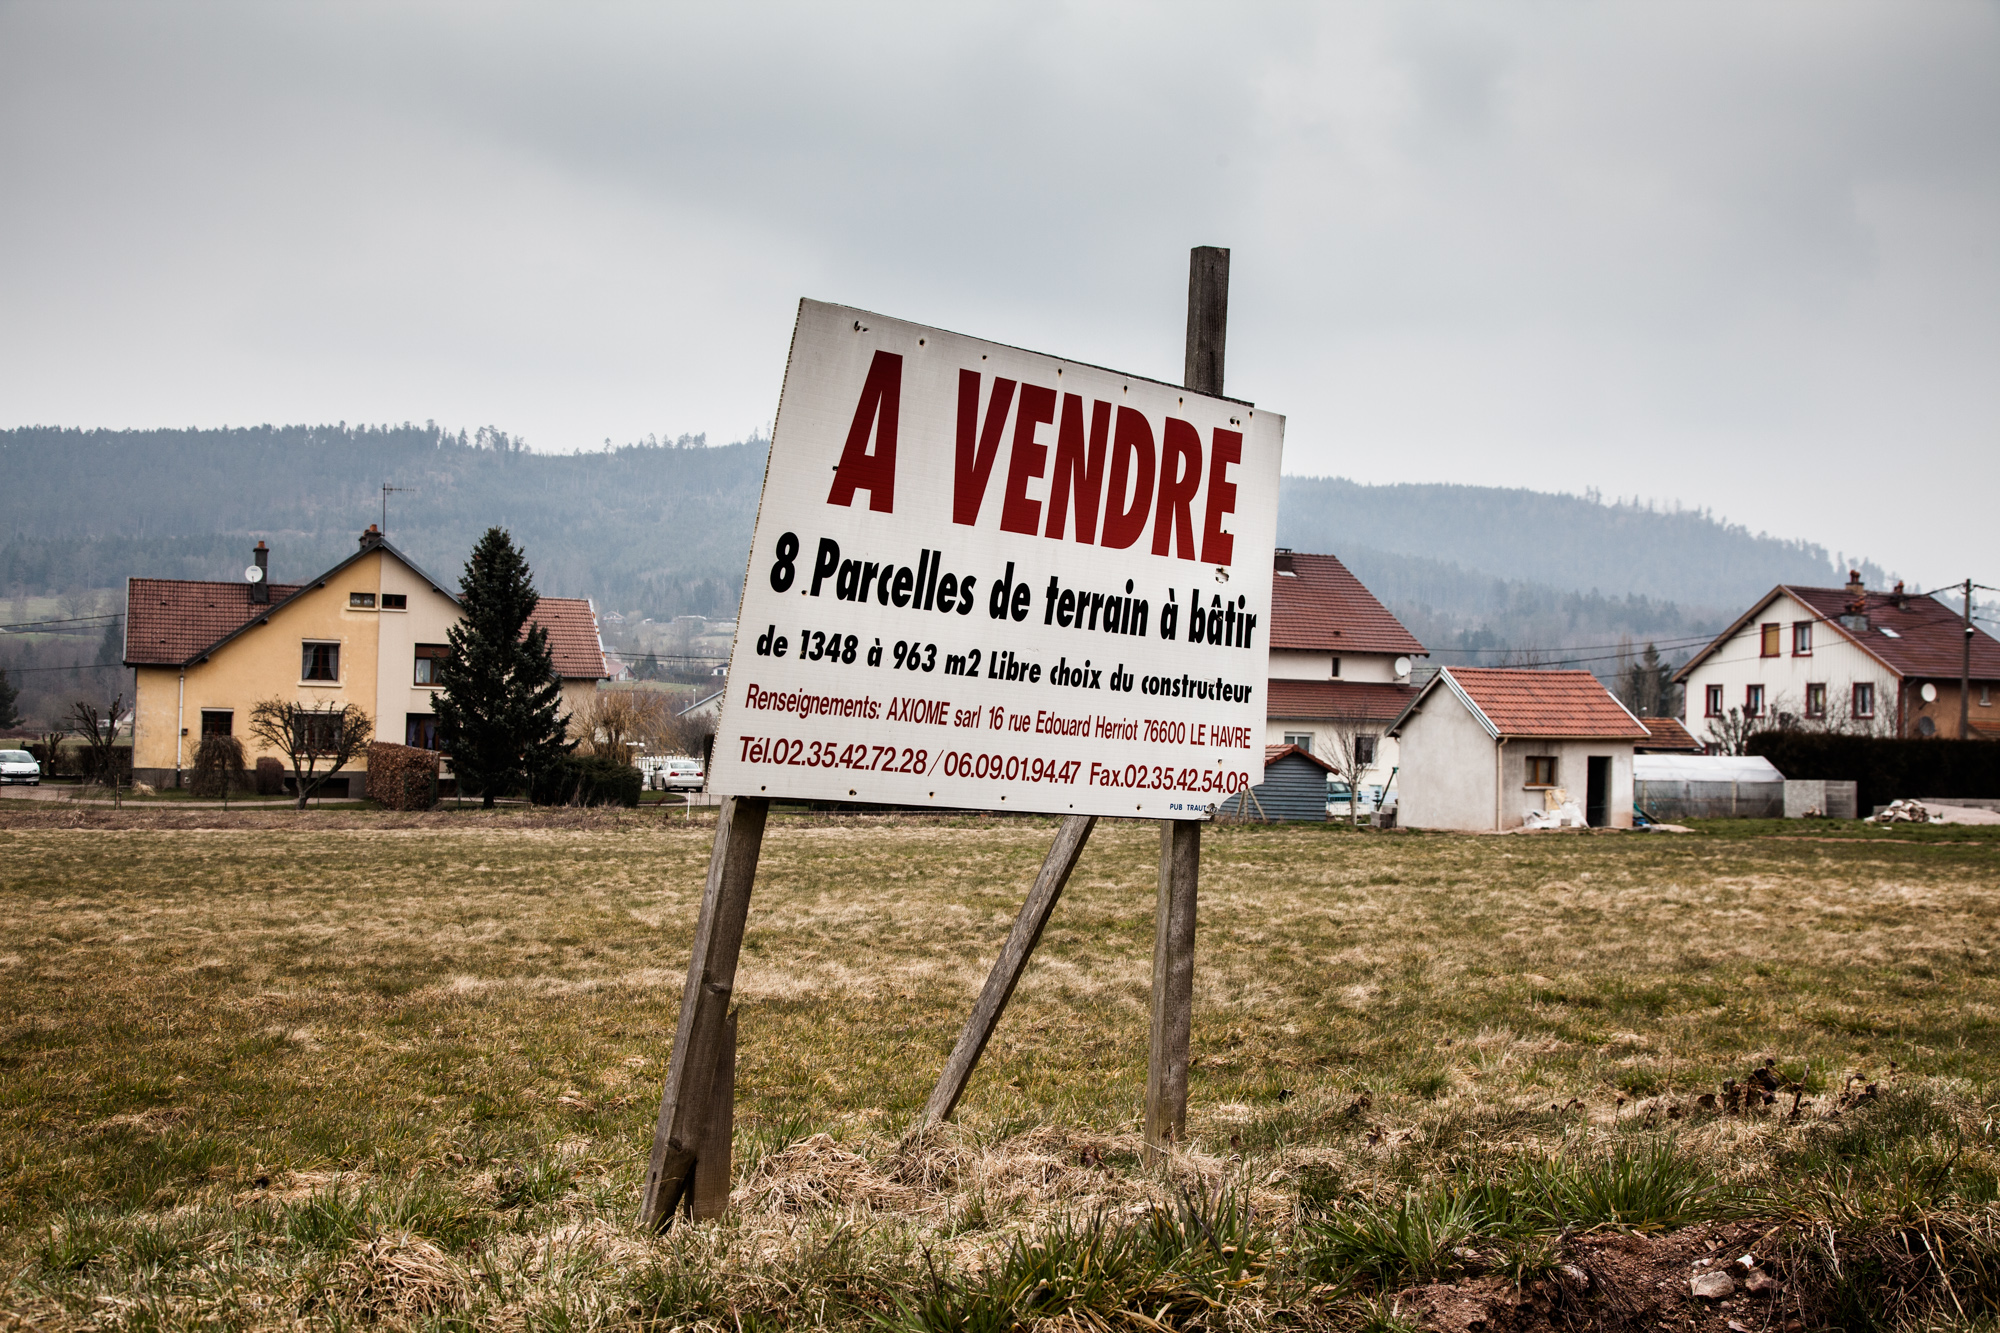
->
(1964, 578, 1975, 740)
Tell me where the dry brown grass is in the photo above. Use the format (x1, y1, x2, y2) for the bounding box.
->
(4, 808, 2000, 1328)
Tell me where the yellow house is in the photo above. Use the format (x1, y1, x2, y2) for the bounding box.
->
(125, 527, 609, 791)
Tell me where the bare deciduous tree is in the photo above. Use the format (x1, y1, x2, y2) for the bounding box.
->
(67, 694, 124, 790)
(1703, 705, 1765, 756)
(248, 699, 373, 809)
(1318, 698, 1390, 826)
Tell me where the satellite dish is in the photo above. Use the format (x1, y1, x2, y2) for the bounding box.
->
(244, 565, 264, 583)
(1394, 657, 1412, 677)
(1921, 682, 1938, 703)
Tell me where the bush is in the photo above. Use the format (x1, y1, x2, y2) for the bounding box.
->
(187, 735, 246, 797)
(364, 742, 439, 811)
(1749, 731, 2000, 813)
(529, 754, 640, 807)
(253, 756, 286, 796)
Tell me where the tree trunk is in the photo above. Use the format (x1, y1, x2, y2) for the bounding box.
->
(483, 789, 495, 809)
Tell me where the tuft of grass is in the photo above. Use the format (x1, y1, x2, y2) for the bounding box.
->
(1298, 1189, 1479, 1289)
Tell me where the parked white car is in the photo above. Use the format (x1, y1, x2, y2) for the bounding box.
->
(0, 749, 42, 785)
(662, 757, 705, 791)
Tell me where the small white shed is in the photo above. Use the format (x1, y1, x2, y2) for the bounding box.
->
(1387, 668, 1651, 830)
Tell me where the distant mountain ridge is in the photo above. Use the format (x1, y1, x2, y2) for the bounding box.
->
(0, 424, 1884, 659)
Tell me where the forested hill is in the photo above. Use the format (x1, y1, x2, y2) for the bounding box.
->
(0, 424, 766, 620)
(1, 424, 1878, 644)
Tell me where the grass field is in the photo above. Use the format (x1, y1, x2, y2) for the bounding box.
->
(5, 809, 2000, 1330)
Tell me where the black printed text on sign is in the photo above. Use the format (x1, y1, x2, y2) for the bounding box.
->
(709, 300, 1284, 818)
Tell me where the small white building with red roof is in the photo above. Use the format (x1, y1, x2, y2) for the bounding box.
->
(1387, 667, 1649, 830)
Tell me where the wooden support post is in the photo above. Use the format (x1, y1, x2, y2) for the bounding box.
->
(922, 814, 1096, 1126)
(1142, 244, 1228, 1166)
(640, 795, 769, 1231)
(689, 1010, 737, 1221)
(1145, 818, 1199, 1162)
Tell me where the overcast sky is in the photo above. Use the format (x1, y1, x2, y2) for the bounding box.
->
(2, 2, 1995, 584)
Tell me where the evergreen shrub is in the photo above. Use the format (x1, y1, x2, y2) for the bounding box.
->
(530, 754, 640, 807)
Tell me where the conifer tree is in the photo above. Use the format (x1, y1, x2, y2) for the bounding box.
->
(0, 669, 19, 730)
(435, 528, 571, 806)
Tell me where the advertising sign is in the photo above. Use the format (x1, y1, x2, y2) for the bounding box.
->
(708, 300, 1284, 818)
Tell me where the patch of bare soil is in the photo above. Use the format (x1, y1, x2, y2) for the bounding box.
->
(1397, 1224, 1809, 1333)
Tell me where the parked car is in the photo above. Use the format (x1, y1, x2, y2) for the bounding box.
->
(662, 757, 705, 791)
(0, 749, 42, 785)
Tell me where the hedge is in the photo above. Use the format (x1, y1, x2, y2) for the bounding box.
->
(530, 754, 641, 808)
(365, 742, 440, 810)
(1747, 732, 2000, 814)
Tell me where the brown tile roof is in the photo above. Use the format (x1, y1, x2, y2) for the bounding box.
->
(1264, 742, 1335, 773)
(530, 598, 610, 680)
(1269, 552, 1427, 656)
(1267, 679, 1419, 721)
(1443, 667, 1650, 739)
(1636, 716, 1704, 752)
(125, 569, 607, 680)
(125, 578, 306, 666)
(1784, 586, 2000, 680)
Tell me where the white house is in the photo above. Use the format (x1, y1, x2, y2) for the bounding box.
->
(1673, 572, 2000, 743)
(1387, 667, 1649, 830)
(1264, 550, 1426, 796)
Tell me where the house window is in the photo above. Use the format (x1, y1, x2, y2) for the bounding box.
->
(1983, 685, 1992, 708)
(199, 709, 233, 737)
(1745, 684, 1765, 716)
(301, 641, 340, 681)
(1793, 621, 1813, 655)
(1705, 684, 1724, 717)
(1525, 756, 1558, 787)
(1853, 682, 1875, 718)
(1282, 731, 1314, 754)
(1329, 658, 1341, 678)
(1805, 683, 1827, 719)
(1355, 734, 1379, 767)
(405, 713, 440, 750)
(381, 593, 407, 610)
(349, 592, 376, 609)
(293, 712, 343, 751)
(414, 643, 451, 685)
(1760, 623, 1781, 657)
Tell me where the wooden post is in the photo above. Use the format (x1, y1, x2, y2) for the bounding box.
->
(640, 795, 769, 1231)
(922, 814, 1096, 1126)
(1145, 818, 1199, 1161)
(689, 1010, 737, 1220)
(1141, 245, 1228, 1165)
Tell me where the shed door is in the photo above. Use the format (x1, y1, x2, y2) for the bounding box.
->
(1586, 756, 1612, 828)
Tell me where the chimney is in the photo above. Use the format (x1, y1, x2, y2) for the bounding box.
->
(1274, 548, 1296, 575)
(360, 524, 383, 550)
(1840, 569, 1869, 633)
(251, 541, 270, 604)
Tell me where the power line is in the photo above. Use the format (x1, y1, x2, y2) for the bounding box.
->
(0, 659, 128, 674)
(0, 612, 121, 631)
(1428, 631, 1718, 658)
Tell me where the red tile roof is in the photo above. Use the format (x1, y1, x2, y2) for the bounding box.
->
(1269, 552, 1426, 656)
(1267, 679, 1419, 721)
(125, 578, 306, 666)
(1264, 742, 1335, 773)
(1636, 716, 1704, 752)
(1442, 668, 1649, 739)
(125, 568, 607, 680)
(530, 598, 610, 680)
(1783, 586, 2000, 680)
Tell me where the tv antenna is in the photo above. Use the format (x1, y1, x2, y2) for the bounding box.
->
(382, 484, 415, 538)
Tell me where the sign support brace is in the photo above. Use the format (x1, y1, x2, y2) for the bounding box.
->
(921, 814, 1097, 1126)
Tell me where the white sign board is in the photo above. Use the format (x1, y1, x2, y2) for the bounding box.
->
(710, 300, 1284, 819)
